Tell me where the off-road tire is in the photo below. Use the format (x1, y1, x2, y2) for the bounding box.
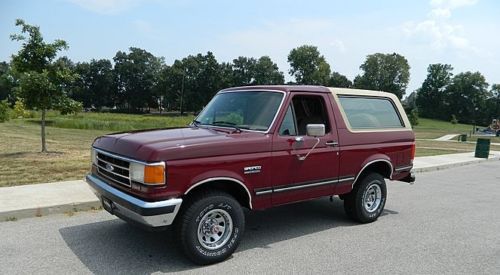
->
(175, 191, 245, 265)
(344, 173, 387, 223)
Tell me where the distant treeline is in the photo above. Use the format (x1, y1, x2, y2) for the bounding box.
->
(1, 32, 499, 125)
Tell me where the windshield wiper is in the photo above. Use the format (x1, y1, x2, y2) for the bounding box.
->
(191, 119, 202, 128)
(212, 121, 244, 133)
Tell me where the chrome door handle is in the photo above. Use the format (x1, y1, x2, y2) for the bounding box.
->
(325, 140, 338, 147)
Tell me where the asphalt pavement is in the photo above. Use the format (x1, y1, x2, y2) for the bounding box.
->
(1, 162, 499, 274)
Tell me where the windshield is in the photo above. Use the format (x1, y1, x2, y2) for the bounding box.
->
(195, 91, 284, 132)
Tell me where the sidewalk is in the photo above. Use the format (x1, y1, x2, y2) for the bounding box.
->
(1, 151, 500, 222)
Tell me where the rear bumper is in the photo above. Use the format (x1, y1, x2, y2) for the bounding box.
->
(400, 171, 416, 184)
(86, 174, 182, 227)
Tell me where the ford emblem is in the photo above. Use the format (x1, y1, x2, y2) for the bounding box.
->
(106, 163, 114, 172)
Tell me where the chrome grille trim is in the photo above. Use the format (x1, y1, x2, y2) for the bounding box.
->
(95, 149, 132, 187)
(92, 147, 166, 187)
(97, 168, 132, 187)
(96, 156, 129, 171)
(96, 164, 130, 180)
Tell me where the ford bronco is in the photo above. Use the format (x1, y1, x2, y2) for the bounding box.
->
(86, 85, 415, 264)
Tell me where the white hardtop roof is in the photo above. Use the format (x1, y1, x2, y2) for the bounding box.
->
(328, 87, 398, 100)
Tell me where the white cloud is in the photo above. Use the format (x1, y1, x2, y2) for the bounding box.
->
(69, 0, 142, 14)
(430, 0, 478, 9)
(429, 8, 451, 19)
(402, 0, 479, 52)
(329, 39, 347, 53)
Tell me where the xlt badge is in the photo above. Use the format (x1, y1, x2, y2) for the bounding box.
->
(244, 165, 262, 174)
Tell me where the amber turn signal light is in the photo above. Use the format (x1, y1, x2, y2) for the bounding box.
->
(144, 165, 165, 185)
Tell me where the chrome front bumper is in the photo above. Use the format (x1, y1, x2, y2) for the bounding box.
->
(86, 174, 182, 227)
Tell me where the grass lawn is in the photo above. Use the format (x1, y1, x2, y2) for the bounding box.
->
(413, 118, 476, 139)
(413, 118, 500, 156)
(29, 111, 195, 131)
(0, 113, 498, 186)
(0, 113, 194, 187)
(0, 120, 107, 187)
(416, 139, 500, 157)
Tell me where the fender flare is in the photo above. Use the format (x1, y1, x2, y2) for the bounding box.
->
(185, 177, 253, 209)
(352, 158, 394, 188)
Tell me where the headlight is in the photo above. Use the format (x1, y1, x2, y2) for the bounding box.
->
(130, 162, 165, 185)
(91, 148, 97, 165)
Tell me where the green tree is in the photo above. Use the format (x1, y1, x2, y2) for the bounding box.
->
(288, 45, 331, 85)
(445, 72, 489, 124)
(416, 64, 453, 119)
(161, 52, 224, 114)
(353, 53, 410, 99)
(113, 47, 163, 112)
(328, 71, 352, 88)
(253, 56, 284, 85)
(181, 52, 223, 112)
(487, 84, 500, 120)
(219, 62, 235, 88)
(408, 108, 419, 126)
(10, 19, 78, 152)
(404, 91, 417, 110)
(0, 62, 16, 102)
(231, 56, 256, 86)
(229, 56, 284, 86)
(0, 99, 10, 122)
(72, 59, 114, 109)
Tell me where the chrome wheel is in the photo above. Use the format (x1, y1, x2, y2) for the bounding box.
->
(197, 209, 233, 250)
(363, 183, 382, 213)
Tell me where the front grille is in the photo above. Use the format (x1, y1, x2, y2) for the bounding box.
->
(96, 151, 131, 187)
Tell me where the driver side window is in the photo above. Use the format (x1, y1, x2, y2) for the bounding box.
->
(278, 95, 330, 136)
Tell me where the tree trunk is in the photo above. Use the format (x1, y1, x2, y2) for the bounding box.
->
(41, 108, 47, 153)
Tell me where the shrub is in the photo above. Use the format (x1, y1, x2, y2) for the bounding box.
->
(12, 98, 31, 118)
(59, 99, 83, 115)
(0, 100, 11, 122)
(451, 114, 458, 125)
(408, 109, 419, 126)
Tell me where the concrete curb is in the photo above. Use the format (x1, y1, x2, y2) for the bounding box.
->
(0, 201, 101, 222)
(413, 156, 500, 174)
(0, 180, 101, 222)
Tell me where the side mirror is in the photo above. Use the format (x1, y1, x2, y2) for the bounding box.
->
(298, 124, 325, 161)
(306, 124, 325, 137)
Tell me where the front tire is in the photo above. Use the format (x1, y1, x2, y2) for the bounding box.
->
(344, 173, 387, 223)
(175, 191, 245, 265)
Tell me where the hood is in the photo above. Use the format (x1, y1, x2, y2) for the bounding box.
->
(93, 127, 271, 162)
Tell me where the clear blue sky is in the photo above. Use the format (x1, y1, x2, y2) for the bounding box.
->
(1, 0, 499, 95)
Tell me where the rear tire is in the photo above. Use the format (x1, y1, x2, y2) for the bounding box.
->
(344, 173, 387, 223)
(175, 191, 245, 265)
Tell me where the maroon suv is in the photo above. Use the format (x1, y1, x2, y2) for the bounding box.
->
(86, 85, 415, 264)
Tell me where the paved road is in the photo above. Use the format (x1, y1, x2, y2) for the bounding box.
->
(1, 162, 500, 274)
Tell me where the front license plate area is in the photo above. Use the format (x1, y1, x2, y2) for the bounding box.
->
(102, 196, 114, 214)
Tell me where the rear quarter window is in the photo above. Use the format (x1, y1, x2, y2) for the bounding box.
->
(338, 96, 404, 129)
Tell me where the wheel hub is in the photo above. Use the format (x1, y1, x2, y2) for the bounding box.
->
(363, 183, 382, 213)
(197, 209, 233, 250)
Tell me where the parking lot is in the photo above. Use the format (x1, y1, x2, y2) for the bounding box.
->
(1, 162, 499, 274)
